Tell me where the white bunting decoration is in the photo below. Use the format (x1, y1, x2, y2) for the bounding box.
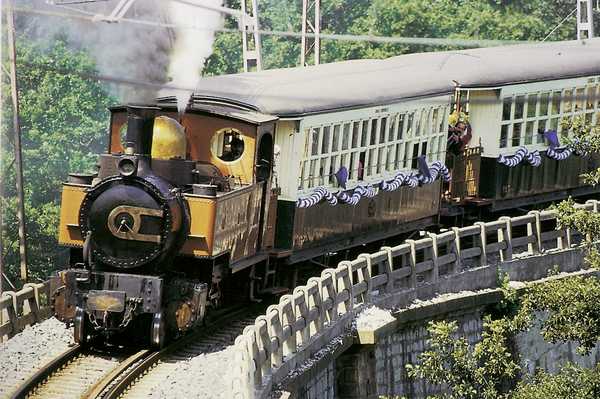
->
(497, 147, 541, 167)
(296, 161, 451, 208)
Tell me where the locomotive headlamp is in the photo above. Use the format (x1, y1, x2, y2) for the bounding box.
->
(118, 157, 137, 177)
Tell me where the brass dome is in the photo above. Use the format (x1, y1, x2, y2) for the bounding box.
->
(152, 116, 186, 160)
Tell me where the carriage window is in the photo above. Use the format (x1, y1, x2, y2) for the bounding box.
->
(311, 128, 320, 155)
(586, 86, 596, 110)
(500, 125, 509, 148)
(369, 119, 378, 145)
(380, 117, 388, 143)
(502, 98, 512, 120)
(406, 113, 414, 137)
(398, 114, 405, 140)
(342, 123, 350, 150)
(551, 91, 562, 115)
(512, 123, 522, 147)
(388, 115, 396, 142)
(352, 122, 360, 148)
(411, 143, 420, 169)
(211, 128, 245, 162)
(332, 125, 340, 152)
(563, 89, 573, 113)
(527, 94, 537, 118)
(361, 121, 369, 146)
(575, 88, 585, 111)
(539, 92, 550, 116)
(321, 126, 330, 154)
(514, 96, 525, 119)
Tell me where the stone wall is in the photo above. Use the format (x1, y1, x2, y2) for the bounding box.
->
(341, 272, 600, 399)
(374, 306, 485, 398)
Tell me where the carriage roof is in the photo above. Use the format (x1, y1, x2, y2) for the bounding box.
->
(193, 38, 600, 118)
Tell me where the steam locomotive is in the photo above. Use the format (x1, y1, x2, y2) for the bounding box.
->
(51, 39, 600, 346)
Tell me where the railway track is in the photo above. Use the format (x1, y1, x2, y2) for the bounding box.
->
(7, 344, 149, 399)
(8, 304, 265, 399)
(105, 305, 266, 399)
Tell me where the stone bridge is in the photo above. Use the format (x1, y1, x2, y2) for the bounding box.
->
(2, 201, 600, 398)
(231, 200, 600, 399)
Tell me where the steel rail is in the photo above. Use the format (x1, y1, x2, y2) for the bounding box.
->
(8, 344, 83, 399)
(82, 349, 152, 399)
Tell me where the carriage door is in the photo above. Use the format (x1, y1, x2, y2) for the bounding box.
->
(256, 124, 277, 250)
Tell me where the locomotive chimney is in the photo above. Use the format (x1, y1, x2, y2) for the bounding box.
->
(125, 105, 159, 156)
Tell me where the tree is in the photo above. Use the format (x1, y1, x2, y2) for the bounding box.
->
(512, 363, 600, 399)
(407, 273, 600, 399)
(205, 0, 582, 74)
(406, 317, 519, 399)
(1, 36, 116, 285)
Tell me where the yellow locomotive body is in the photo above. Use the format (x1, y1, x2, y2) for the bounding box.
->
(58, 102, 277, 266)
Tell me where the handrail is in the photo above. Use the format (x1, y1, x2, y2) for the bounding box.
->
(231, 200, 599, 399)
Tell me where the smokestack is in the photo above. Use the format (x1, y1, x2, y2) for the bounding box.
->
(125, 105, 159, 156)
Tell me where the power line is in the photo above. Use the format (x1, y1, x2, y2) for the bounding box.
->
(542, 8, 577, 42)
(9, 5, 532, 48)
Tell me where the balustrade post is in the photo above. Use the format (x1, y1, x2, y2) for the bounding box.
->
(2, 292, 19, 334)
(427, 233, 439, 283)
(451, 228, 462, 273)
(266, 305, 283, 369)
(357, 254, 373, 303)
(474, 222, 487, 266)
(337, 262, 353, 314)
(405, 240, 418, 288)
(498, 217, 513, 262)
(586, 199, 599, 213)
(278, 295, 297, 358)
(307, 278, 324, 334)
(380, 246, 395, 293)
(528, 211, 542, 254)
(255, 316, 272, 380)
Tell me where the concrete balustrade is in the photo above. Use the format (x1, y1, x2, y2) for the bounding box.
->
(231, 199, 600, 399)
(0, 281, 52, 342)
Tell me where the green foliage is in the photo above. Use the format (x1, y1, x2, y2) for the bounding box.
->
(205, 0, 582, 75)
(1, 37, 116, 285)
(408, 273, 600, 397)
(406, 318, 519, 399)
(553, 197, 600, 245)
(517, 276, 600, 355)
(512, 363, 600, 399)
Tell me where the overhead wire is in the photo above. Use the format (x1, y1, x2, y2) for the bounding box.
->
(542, 8, 577, 42)
(8, 4, 532, 48)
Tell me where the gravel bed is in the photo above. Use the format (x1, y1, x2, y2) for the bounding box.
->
(144, 345, 236, 398)
(0, 317, 73, 397)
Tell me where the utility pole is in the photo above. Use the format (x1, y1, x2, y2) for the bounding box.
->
(240, 0, 262, 72)
(577, 0, 595, 39)
(0, 0, 4, 295)
(301, 0, 320, 66)
(6, 0, 29, 283)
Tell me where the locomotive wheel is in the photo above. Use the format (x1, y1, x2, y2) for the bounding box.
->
(74, 307, 89, 345)
(150, 312, 166, 348)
